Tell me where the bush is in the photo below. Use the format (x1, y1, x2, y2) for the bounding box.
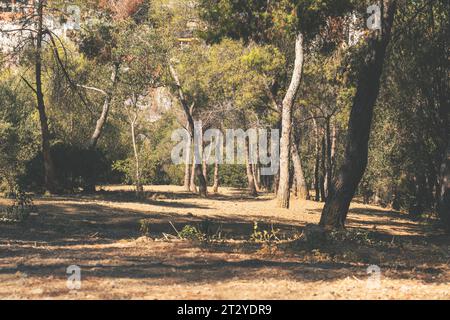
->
(0, 189, 36, 223)
(179, 225, 205, 241)
(19, 143, 109, 192)
(250, 222, 280, 243)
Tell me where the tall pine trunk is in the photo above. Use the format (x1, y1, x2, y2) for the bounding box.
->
(277, 32, 305, 208)
(320, 0, 397, 229)
(291, 141, 308, 200)
(35, 1, 58, 194)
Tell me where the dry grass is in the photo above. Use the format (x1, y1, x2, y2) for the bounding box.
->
(0, 185, 448, 299)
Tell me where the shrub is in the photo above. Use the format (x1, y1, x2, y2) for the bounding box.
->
(19, 143, 109, 192)
(179, 225, 205, 241)
(0, 189, 36, 223)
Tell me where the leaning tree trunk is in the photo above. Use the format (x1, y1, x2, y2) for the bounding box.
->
(35, 1, 59, 194)
(83, 63, 120, 193)
(277, 32, 305, 208)
(320, 0, 397, 229)
(169, 64, 207, 197)
(89, 63, 120, 149)
(291, 141, 309, 200)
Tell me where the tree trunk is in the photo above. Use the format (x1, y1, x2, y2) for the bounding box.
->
(437, 142, 450, 231)
(245, 138, 258, 197)
(320, 135, 326, 202)
(311, 115, 320, 201)
(273, 172, 280, 194)
(169, 64, 207, 197)
(89, 63, 120, 148)
(291, 141, 308, 200)
(35, 1, 59, 194)
(320, 0, 397, 229)
(253, 164, 261, 192)
(213, 162, 219, 193)
(324, 117, 333, 200)
(130, 116, 143, 197)
(277, 32, 305, 208)
(331, 122, 337, 171)
(202, 138, 208, 186)
(183, 136, 191, 191)
(190, 159, 197, 193)
(83, 63, 120, 193)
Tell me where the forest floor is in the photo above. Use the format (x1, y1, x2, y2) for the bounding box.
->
(0, 185, 449, 300)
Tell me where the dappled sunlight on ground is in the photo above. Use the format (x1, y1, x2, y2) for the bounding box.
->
(0, 185, 448, 299)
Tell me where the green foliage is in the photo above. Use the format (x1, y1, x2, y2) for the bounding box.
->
(198, 0, 352, 44)
(139, 219, 152, 236)
(250, 222, 280, 243)
(179, 225, 205, 241)
(0, 74, 40, 191)
(327, 229, 375, 246)
(20, 143, 109, 192)
(215, 165, 247, 188)
(360, 0, 449, 217)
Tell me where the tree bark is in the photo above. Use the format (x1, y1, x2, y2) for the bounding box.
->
(320, 0, 397, 229)
(202, 137, 208, 186)
(89, 63, 120, 148)
(252, 164, 261, 192)
(190, 159, 197, 193)
(277, 32, 305, 208)
(320, 135, 326, 202)
(35, 1, 59, 194)
(437, 143, 450, 231)
(130, 115, 143, 197)
(291, 141, 308, 200)
(213, 162, 219, 193)
(324, 117, 333, 200)
(83, 63, 120, 193)
(312, 116, 321, 202)
(245, 138, 258, 197)
(183, 121, 191, 191)
(169, 64, 207, 197)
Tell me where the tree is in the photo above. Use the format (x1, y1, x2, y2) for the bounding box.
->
(320, 0, 397, 229)
(0, 0, 69, 193)
(277, 33, 304, 208)
(199, 0, 352, 207)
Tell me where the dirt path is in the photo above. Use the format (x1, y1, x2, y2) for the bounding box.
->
(0, 186, 449, 299)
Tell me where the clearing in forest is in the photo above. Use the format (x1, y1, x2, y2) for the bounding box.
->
(0, 185, 448, 299)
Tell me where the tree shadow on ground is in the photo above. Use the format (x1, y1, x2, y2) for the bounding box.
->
(33, 188, 273, 208)
(0, 194, 449, 287)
